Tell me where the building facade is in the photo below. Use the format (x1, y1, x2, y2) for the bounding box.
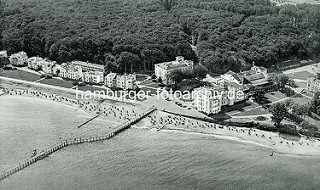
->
(193, 87, 222, 115)
(9, 51, 28, 66)
(116, 74, 136, 90)
(307, 76, 320, 94)
(83, 71, 104, 84)
(58, 64, 83, 81)
(105, 73, 137, 90)
(105, 73, 117, 87)
(27, 57, 56, 74)
(155, 56, 194, 85)
(193, 82, 244, 115)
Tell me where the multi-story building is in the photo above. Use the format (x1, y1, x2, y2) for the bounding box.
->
(41, 60, 56, 74)
(9, 51, 28, 66)
(57, 61, 104, 84)
(72, 61, 104, 73)
(221, 66, 269, 92)
(83, 71, 104, 84)
(193, 82, 245, 115)
(105, 73, 117, 87)
(193, 87, 222, 115)
(0, 50, 9, 66)
(58, 63, 83, 81)
(27, 57, 56, 74)
(105, 73, 137, 89)
(116, 74, 136, 89)
(28, 57, 43, 70)
(239, 66, 269, 87)
(155, 56, 194, 85)
(307, 76, 320, 94)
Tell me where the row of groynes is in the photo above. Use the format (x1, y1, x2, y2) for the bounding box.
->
(0, 106, 156, 182)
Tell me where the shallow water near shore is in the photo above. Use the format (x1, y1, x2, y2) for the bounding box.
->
(1, 96, 320, 189)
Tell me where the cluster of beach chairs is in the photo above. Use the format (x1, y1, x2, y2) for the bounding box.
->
(148, 113, 316, 147)
(4, 88, 144, 123)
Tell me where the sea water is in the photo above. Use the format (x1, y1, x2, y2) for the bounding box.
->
(1, 97, 320, 190)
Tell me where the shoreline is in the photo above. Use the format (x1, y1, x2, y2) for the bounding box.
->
(134, 111, 320, 157)
(1, 78, 320, 157)
(134, 125, 320, 157)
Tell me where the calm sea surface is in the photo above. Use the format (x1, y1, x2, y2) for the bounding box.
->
(1, 97, 320, 190)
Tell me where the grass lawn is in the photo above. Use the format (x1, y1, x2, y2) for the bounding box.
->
(233, 107, 270, 117)
(76, 85, 105, 92)
(0, 68, 40, 82)
(286, 71, 312, 80)
(288, 94, 311, 105)
(295, 81, 307, 88)
(265, 91, 287, 102)
(39, 78, 75, 88)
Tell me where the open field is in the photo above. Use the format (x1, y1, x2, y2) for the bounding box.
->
(282, 63, 320, 76)
(286, 71, 313, 80)
(0, 69, 40, 82)
(288, 94, 312, 105)
(39, 78, 75, 88)
(264, 91, 287, 103)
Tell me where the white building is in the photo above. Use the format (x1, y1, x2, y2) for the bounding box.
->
(72, 60, 104, 73)
(155, 56, 194, 85)
(307, 76, 320, 94)
(105, 73, 117, 87)
(193, 87, 222, 115)
(0, 50, 8, 58)
(58, 63, 83, 81)
(9, 51, 28, 66)
(221, 66, 269, 92)
(105, 73, 137, 90)
(116, 74, 136, 90)
(83, 71, 104, 84)
(28, 57, 43, 70)
(27, 57, 56, 74)
(193, 82, 244, 115)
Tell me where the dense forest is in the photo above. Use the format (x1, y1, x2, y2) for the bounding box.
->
(1, 0, 320, 73)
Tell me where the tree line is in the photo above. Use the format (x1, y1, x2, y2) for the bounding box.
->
(1, 0, 320, 74)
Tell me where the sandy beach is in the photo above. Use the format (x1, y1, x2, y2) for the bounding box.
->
(135, 110, 320, 157)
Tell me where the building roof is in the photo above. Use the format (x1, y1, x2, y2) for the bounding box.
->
(0, 51, 8, 58)
(116, 74, 136, 80)
(106, 73, 117, 79)
(224, 70, 243, 84)
(10, 51, 27, 58)
(155, 57, 193, 71)
(243, 73, 265, 82)
(249, 78, 270, 86)
(71, 60, 104, 69)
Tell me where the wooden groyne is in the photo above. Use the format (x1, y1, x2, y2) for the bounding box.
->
(77, 111, 105, 128)
(161, 109, 216, 123)
(0, 106, 156, 182)
(157, 122, 168, 131)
